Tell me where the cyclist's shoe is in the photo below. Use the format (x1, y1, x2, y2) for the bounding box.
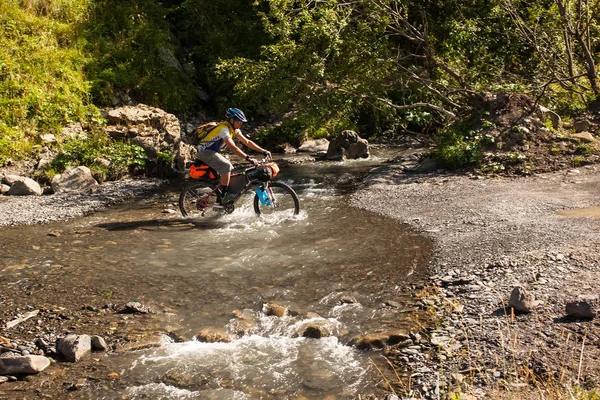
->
(221, 191, 235, 205)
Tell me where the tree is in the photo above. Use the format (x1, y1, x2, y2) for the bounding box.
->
(503, 0, 600, 104)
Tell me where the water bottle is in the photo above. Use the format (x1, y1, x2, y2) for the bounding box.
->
(256, 187, 271, 205)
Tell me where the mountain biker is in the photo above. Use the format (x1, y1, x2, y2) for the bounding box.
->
(196, 107, 271, 204)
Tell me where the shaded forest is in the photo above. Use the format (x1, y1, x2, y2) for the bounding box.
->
(1, 0, 599, 171)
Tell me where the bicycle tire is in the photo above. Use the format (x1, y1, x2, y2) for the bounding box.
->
(253, 181, 300, 217)
(179, 181, 221, 218)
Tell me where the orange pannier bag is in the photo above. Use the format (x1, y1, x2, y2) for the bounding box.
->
(189, 162, 217, 180)
(267, 162, 280, 178)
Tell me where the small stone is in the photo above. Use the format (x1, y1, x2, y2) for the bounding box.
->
(566, 296, 599, 319)
(509, 286, 536, 313)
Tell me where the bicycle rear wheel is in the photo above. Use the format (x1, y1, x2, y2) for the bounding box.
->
(179, 181, 221, 218)
(253, 181, 300, 217)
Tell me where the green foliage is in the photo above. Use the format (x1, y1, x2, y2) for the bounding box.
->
(47, 130, 147, 179)
(3, 0, 600, 174)
(0, 1, 99, 142)
(575, 143, 593, 155)
(84, 0, 196, 113)
(157, 150, 175, 163)
(434, 122, 485, 169)
(215, 0, 399, 137)
(19, 0, 90, 22)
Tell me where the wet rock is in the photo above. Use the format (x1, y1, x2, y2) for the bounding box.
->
(339, 295, 358, 305)
(383, 300, 402, 308)
(350, 329, 411, 350)
(160, 369, 198, 389)
(297, 320, 333, 339)
(116, 336, 164, 353)
(263, 301, 287, 318)
(229, 316, 257, 336)
(195, 328, 232, 343)
(120, 302, 152, 314)
(508, 286, 536, 313)
(0, 355, 51, 375)
(325, 130, 369, 160)
(57, 334, 91, 362)
(565, 296, 599, 319)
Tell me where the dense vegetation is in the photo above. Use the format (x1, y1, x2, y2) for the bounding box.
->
(1, 0, 598, 170)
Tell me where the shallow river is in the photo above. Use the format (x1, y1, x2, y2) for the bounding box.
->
(3, 148, 433, 399)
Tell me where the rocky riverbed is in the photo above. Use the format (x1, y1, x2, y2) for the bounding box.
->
(351, 162, 600, 398)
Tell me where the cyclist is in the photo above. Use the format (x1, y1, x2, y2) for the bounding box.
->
(196, 107, 271, 204)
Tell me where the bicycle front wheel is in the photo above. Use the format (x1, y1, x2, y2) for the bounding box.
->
(253, 181, 300, 217)
(179, 181, 221, 218)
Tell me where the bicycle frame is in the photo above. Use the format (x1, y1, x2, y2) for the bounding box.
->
(197, 162, 275, 209)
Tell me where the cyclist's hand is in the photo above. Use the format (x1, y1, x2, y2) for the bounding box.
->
(248, 158, 259, 165)
(263, 150, 272, 160)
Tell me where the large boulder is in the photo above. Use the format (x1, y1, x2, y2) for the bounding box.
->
(5, 177, 43, 196)
(0, 355, 51, 375)
(325, 130, 369, 160)
(51, 166, 98, 194)
(104, 104, 189, 176)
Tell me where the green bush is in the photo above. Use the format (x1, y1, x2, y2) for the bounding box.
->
(47, 130, 147, 180)
(433, 122, 483, 169)
(435, 138, 482, 169)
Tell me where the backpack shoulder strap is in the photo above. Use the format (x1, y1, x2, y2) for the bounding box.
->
(222, 121, 236, 138)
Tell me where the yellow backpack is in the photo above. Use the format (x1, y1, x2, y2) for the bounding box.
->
(186, 121, 235, 146)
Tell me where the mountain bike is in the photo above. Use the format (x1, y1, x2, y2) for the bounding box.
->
(178, 156, 300, 218)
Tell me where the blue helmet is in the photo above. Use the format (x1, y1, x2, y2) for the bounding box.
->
(225, 107, 247, 122)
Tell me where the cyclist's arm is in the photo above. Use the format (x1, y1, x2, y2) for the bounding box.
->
(236, 132, 267, 154)
(224, 137, 251, 160)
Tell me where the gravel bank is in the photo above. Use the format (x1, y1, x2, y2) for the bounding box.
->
(0, 178, 166, 227)
(351, 163, 600, 398)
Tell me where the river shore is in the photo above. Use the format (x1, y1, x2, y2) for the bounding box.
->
(0, 177, 165, 227)
(351, 162, 600, 398)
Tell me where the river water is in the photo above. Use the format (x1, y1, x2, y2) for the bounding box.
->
(2, 148, 433, 399)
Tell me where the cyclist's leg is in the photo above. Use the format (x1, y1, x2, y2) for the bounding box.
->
(197, 151, 231, 185)
(197, 151, 233, 203)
